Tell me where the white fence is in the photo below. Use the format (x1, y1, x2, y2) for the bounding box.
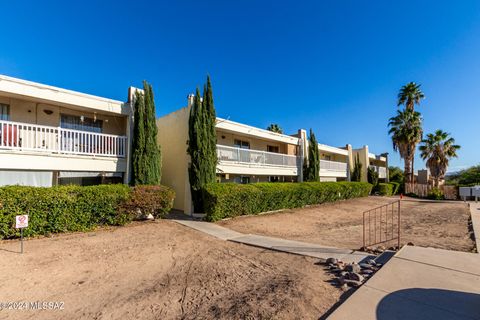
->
(0, 120, 127, 157)
(320, 159, 348, 173)
(217, 144, 298, 167)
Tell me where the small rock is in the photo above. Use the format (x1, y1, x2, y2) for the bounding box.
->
(337, 276, 346, 285)
(145, 213, 155, 220)
(344, 279, 362, 287)
(376, 245, 386, 253)
(330, 268, 343, 274)
(345, 263, 361, 273)
(340, 283, 349, 291)
(407, 242, 415, 246)
(339, 271, 349, 278)
(361, 269, 374, 275)
(359, 263, 373, 270)
(348, 272, 364, 282)
(367, 259, 377, 266)
(326, 257, 338, 265)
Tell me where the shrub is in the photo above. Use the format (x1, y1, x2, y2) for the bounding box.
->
(367, 167, 379, 186)
(427, 187, 444, 200)
(390, 181, 401, 195)
(377, 183, 394, 196)
(203, 181, 373, 221)
(122, 185, 175, 218)
(0, 184, 175, 239)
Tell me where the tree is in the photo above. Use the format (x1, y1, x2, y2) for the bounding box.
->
(419, 130, 460, 187)
(304, 129, 319, 181)
(367, 166, 379, 186)
(397, 82, 425, 111)
(187, 76, 217, 212)
(388, 166, 404, 184)
(388, 109, 423, 184)
(446, 165, 480, 186)
(131, 81, 162, 185)
(266, 124, 283, 134)
(351, 154, 362, 182)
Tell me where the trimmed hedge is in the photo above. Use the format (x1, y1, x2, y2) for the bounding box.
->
(123, 185, 175, 218)
(377, 183, 394, 196)
(203, 181, 373, 221)
(0, 184, 175, 239)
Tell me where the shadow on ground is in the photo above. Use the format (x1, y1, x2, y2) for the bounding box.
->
(376, 288, 480, 320)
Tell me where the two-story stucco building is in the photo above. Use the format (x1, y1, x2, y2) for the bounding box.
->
(0, 75, 133, 186)
(157, 95, 389, 213)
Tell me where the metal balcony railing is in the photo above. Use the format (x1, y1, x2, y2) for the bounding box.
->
(217, 144, 297, 167)
(0, 120, 127, 158)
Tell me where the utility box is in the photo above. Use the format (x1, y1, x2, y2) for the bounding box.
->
(459, 187, 471, 200)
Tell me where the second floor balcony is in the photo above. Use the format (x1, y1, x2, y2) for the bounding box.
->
(0, 119, 127, 158)
(369, 165, 387, 179)
(320, 159, 348, 177)
(217, 144, 298, 168)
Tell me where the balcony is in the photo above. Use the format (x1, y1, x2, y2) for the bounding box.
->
(0, 120, 127, 158)
(369, 165, 387, 179)
(216, 144, 299, 176)
(320, 159, 348, 177)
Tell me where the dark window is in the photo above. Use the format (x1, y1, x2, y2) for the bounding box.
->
(60, 114, 103, 133)
(234, 139, 250, 149)
(0, 103, 10, 121)
(267, 145, 279, 153)
(241, 176, 250, 184)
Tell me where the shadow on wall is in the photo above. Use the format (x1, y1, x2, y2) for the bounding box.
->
(376, 288, 480, 320)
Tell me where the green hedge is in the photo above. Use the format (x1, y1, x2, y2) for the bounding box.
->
(389, 182, 400, 195)
(377, 183, 394, 196)
(0, 184, 175, 239)
(203, 181, 373, 221)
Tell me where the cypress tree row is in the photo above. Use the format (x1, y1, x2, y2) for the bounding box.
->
(188, 76, 217, 212)
(305, 128, 320, 181)
(131, 81, 162, 185)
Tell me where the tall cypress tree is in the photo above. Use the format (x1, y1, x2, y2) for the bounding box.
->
(305, 129, 320, 181)
(131, 81, 161, 185)
(188, 76, 217, 212)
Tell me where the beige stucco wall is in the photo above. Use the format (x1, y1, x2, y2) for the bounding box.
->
(353, 146, 370, 182)
(157, 106, 191, 213)
(0, 96, 127, 135)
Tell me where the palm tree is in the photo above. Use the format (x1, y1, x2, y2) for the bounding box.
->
(388, 109, 423, 184)
(266, 123, 283, 134)
(397, 82, 425, 111)
(419, 130, 460, 187)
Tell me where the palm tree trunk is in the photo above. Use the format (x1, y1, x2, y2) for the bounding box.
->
(404, 158, 412, 184)
(411, 156, 415, 185)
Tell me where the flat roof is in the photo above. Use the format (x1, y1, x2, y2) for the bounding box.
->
(0, 74, 128, 115)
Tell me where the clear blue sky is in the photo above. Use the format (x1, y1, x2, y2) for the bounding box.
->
(1, 1, 479, 172)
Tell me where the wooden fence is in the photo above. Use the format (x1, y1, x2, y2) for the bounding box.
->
(404, 183, 457, 200)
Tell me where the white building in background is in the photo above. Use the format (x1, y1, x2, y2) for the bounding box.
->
(157, 95, 389, 213)
(0, 74, 134, 186)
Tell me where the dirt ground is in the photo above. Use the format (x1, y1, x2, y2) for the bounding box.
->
(0, 220, 343, 320)
(218, 197, 475, 252)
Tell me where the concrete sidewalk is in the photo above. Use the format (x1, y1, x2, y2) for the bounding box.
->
(469, 202, 480, 250)
(327, 246, 480, 320)
(174, 220, 372, 263)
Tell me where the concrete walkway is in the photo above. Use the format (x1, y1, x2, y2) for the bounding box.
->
(328, 246, 480, 320)
(174, 220, 372, 263)
(469, 202, 480, 250)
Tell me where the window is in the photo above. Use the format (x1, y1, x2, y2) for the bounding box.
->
(323, 155, 331, 161)
(234, 139, 250, 149)
(241, 176, 250, 184)
(60, 114, 103, 133)
(0, 103, 10, 121)
(267, 145, 279, 153)
(269, 176, 280, 182)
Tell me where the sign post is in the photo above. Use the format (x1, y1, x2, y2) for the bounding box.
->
(15, 215, 28, 254)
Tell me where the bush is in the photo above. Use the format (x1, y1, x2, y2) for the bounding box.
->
(123, 185, 175, 218)
(389, 182, 400, 195)
(203, 181, 373, 221)
(0, 184, 175, 239)
(377, 183, 394, 196)
(427, 187, 444, 200)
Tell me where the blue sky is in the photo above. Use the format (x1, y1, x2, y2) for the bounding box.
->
(1, 1, 479, 172)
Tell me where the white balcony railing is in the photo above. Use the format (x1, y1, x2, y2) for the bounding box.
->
(0, 120, 127, 158)
(369, 165, 387, 179)
(217, 144, 298, 167)
(320, 159, 348, 173)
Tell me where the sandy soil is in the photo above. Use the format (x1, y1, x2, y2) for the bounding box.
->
(218, 197, 475, 252)
(0, 220, 343, 320)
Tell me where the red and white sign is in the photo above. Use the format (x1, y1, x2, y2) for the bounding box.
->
(15, 215, 29, 229)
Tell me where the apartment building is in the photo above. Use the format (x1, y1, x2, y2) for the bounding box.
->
(157, 96, 389, 213)
(0, 75, 133, 186)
